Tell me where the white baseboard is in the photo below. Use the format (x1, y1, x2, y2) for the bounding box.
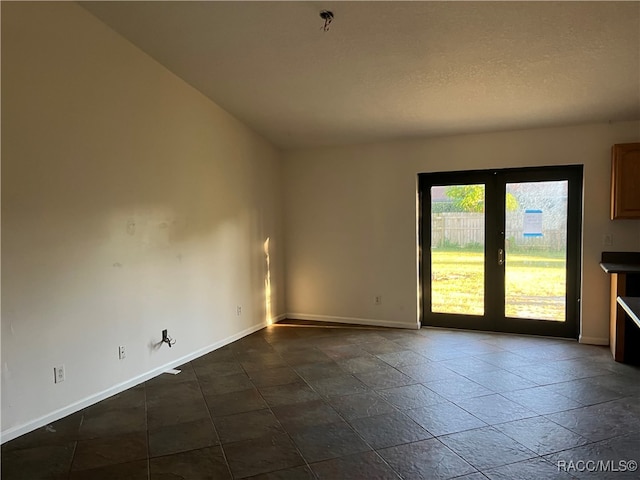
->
(272, 313, 287, 323)
(1, 321, 268, 444)
(579, 335, 609, 346)
(285, 313, 419, 330)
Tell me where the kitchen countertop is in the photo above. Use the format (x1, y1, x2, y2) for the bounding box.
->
(600, 251, 640, 274)
(600, 263, 640, 274)
(617, 297, 640, 329)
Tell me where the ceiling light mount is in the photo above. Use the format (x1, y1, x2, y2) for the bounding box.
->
(319, 10, 334, 32)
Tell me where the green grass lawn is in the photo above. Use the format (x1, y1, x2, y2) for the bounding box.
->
(431, 250, 566, 321)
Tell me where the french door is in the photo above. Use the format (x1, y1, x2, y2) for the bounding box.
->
(419, 165, 582, 338)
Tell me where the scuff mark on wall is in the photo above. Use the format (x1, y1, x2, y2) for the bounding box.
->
(126, 220, 136, 236)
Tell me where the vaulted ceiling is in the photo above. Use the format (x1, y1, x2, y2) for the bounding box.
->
(82, 1, 640, 149)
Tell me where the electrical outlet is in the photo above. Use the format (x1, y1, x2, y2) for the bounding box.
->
(162, 329, 168, 342)
(603, 234, 613, 247)
(54, 365, 65, 384)
(236, 305, 242, 316)
(118, 346, 126, 360)
(374, 295, 382, 305)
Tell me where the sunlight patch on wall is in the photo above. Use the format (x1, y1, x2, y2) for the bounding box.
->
(264, 237, 273, 325)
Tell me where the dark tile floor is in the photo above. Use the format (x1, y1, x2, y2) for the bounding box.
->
(3, 324, 640, 479)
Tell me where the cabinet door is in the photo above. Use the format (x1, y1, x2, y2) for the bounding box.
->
(611, 143, 640, 219)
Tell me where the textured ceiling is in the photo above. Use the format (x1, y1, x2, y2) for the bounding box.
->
(82, 1, 640, 149)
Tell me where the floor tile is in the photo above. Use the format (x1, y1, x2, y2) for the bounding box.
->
(506, 363, 579, 385)
(453, 473, 490, 480)
(224, 432, 305, 478)
(406, 401, 487, 436)
(79, 406, 146, 439)
(272, 399, 343, 431)
(355, 366, 416, 389)
(320, 344, 370, 360)
(283, 349, 333, 366)
(258, 382, 321, 407)
(329, 392, 396, 420)
(437, 357, 501, 376)
(378, 437, 477, 479)
(455, 341, 504, 356)
(1, 411, 83, 450)
(243, 465, 316, 480)
(337, 355, 390, 374)
(240, 354, 288, 372)
(69, 459, 149, 480)
(439, 426, 536, 470)
(377, 384, 446, 410)
(197, 346, 237, 363)
(192, 360, 245, 378)
(483, 457, 575, 480)
(392, 336, 434, 351)
(418, 346, 471, 362)
(289, 421, 371, 463)
(82, 386, 146, 414)
(501, 385, 583, 415)
(294, 361, 346, 381)
(311, 451, 402, 479)
(145, 379, 204, 408)
(494, 416, 588, 455)
(397, 362, 460, 383)
(0, 442, 75, 480)
(473, 351, 538, 369)
(148, 418, 218, 457)
(360, 340, 407, 355)
(545, 401, 640, 442)
(427, 376, 494, 401)
(205, 388, 268, 417)
(147, 397, 210, 429)
(545, 433, 640, 479)
(72, 432, 147, 471)
(198, 371, 254, 396)
(215, 408, 284, 444)
(376, 350, 430, 368)
(548, 378, 623, 406)
(466, 370, 538, 393)
(584, 372, 640, 397)
(349, 411, 432, 449)
(341, 332, 389, 345)
(596, 433, 640, 470)
(149, 446, 231, 479)
(247, 366, 302, 388)
(552, 358, 614, 380)
(307, 374, 369, 398)
(453, 394, 537, 425)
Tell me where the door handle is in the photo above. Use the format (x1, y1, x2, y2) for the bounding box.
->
(498, 248, 504, 266)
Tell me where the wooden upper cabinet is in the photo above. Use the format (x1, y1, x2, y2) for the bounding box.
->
(611, 142, 640, 219)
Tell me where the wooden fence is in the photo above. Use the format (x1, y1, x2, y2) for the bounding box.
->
(431, 213, 566, 251)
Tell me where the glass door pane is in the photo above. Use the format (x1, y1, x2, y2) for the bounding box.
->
(504, 181, 568, 321)
(431, 185, 485, 316)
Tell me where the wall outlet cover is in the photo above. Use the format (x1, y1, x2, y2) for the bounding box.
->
(54, 365, 65, 384)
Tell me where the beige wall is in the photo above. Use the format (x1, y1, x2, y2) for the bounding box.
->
(283, 122, 640, 339)
(1, 2, 284, 439)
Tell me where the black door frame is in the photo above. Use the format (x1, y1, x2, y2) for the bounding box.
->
(418, 165, 583, 338)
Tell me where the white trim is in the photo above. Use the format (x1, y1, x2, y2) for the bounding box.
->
(578, 335, 609, 346)
(0, 321, 267, 444)
(286, 313, 419, 330)
(271, 313, 287, 323)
